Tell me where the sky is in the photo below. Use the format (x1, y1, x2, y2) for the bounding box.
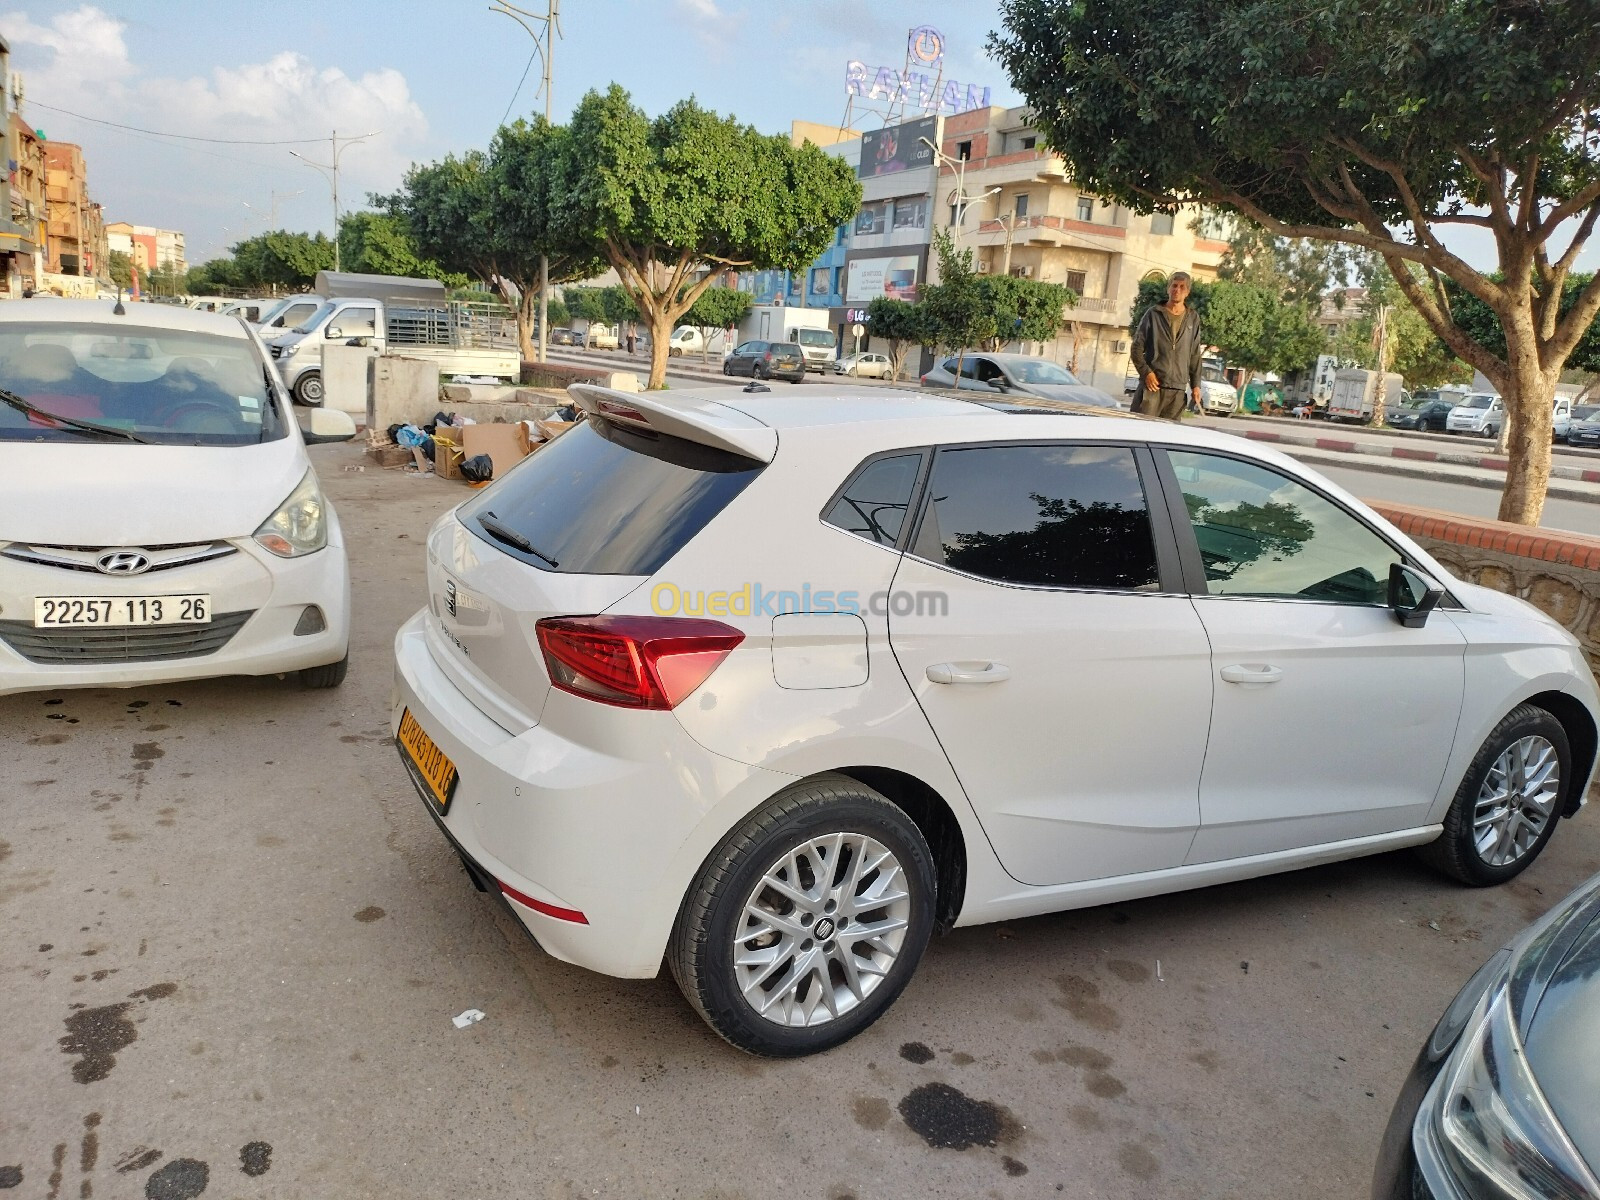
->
(0, 0, 1023, 264)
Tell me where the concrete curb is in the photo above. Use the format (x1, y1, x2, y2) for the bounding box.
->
(1235, 427, 1600, 484)
(1274, 446, 1600, 504)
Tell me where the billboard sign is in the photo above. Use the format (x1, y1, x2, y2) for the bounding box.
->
(846, 29, 992, 117)
(858, 115, 938, 179)
(846, 255, 921, 304)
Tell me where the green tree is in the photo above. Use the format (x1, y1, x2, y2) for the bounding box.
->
(563, 286, 606, 323)
(975, 273, 1075, 350)
(544, 86, 862, 387)
(146, 259, 188, 297)
(600, 285, 639, 327)
(384, 124, 605, 361)
(106, 249, 132, 291)
(681, 286, 750, 363)
(337, 211, 468, 287)
(865, 296, 931, 381)
(921, 231, 999, 384)
(545, 295, 570, 328)
(993, 0, 1600, 524)
(1216, 219, 1362, 309)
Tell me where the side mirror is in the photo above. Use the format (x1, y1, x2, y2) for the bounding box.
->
(988, 378, 1009, 391)
(1389, 562, 1444, 628)
(325, 326, 343, 339)
(304, 407, 357, 444)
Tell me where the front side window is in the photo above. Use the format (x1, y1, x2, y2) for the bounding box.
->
(0, 322, 283, 445)
(912, 444, 1160, 590)
(330, 307, 377, 338)
(1167, 450, 1401, 604)
(823, 453, 923, 546)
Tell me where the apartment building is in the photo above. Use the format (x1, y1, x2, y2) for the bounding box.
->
(105, 222, 188, 277)
(44, 141, 107, 279)
(938, 105, 1229, 392)
(0, 37, 43, 295)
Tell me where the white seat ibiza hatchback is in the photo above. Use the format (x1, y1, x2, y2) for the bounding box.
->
(392, 383, 1599, 1055)
(0, 299, 355, 696)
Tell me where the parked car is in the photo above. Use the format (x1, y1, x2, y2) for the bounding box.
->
(392, 382, 1599, 1056)
(0, 299, 356, 697)
(1553, 396, 1581, 442)
(584, 323, 620, 351)
(723, 340, 805, 383)
(668, 326, 728, 358)
(1373, 869, 1600, 1200)
(1567, 404, 1600, 448)
(1446, 392, 1504, 437)
(1390, 392, 1456, 432)
(1197, 357, 1240, 416)
(549, 327, 579, 346)
(253, 295, 324, 344)
(920, 352, 1119, 408)
(833, 351, 893, 379)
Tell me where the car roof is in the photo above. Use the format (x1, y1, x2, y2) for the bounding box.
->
(0, 298, 252, 338)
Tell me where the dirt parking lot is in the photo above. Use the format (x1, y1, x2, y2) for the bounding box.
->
(4, 439, 1598, 1199)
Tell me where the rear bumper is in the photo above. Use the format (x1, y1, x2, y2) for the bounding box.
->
(391, 609, 791, 978)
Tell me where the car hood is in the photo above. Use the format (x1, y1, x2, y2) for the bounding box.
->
(1522, 886, 1600, 1173)
(1016, 382, 1120, 408)
(0, 436, 309, 545)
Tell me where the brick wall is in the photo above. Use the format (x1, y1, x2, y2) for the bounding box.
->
(1371, 501, 1600, 682)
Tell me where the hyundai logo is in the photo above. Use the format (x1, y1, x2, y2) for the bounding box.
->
(95, 550, 152, 575)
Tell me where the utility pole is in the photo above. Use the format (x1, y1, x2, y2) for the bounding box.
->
(290, 131, 378, 273)
(492, 0, 562, 364)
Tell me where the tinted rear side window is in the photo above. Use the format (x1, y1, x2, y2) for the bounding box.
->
(823, 453, 923, 546)
(459, 417, 764, 575)
(912, 444, 1160, 590)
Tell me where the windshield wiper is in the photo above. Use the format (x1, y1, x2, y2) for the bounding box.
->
(477, 511, 559, 568)
(0, 385, 155, 444)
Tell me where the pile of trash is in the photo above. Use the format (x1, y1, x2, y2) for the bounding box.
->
(374, 405, 583, 483)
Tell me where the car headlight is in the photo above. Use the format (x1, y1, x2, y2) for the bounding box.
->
(253, 469, 327, 558)
(1424, 981, 1600, 1199)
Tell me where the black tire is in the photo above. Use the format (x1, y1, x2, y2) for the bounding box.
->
(293, 370, 324, 407)
(1417, 704, 1571, 886)
(722, 361, 732, 376)
(668, 775, 936, 1056)
(298, 654, 348, 690)
(754, 363, 768, 380)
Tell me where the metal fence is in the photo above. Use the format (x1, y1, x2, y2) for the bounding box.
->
(387, 299, 518, 350)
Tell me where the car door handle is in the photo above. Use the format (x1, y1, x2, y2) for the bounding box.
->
(1220, 664, 1283, 685)
(926, 662, 1011, 685)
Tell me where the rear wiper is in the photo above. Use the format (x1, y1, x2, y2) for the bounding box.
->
(0, 385, 155, 444)
(477, 511, 559, 568)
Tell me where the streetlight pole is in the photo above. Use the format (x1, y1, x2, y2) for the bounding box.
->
(919, 135, 999, 259)
(492, 0, 562, 364)
(290, 131, 378, 273)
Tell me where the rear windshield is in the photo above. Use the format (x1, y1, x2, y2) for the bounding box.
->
(0, 321, 284, 445)
(772, 343, 802, 355)
(458, 416, 764, 575)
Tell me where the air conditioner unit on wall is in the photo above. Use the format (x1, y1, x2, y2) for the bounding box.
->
(1113, 340, 1129, 354)
(976, 261, 991, 273)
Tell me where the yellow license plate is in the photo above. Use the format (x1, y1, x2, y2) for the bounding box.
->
(397, 708, 458, 814)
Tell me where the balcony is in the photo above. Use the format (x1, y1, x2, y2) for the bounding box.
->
(972, 213, 1127, 249)
(1067, 295, 1117, 313)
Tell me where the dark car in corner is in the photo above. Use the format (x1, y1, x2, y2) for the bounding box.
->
(1395, 389, 1465, 432)
(722, 340, 805, 383)
(1373, 869, 1600, 1199)
(1566, 404, 1600, 448)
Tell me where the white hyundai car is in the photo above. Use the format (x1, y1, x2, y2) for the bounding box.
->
(392, 383, 1599, 1056)
(0, 299, 355, 696)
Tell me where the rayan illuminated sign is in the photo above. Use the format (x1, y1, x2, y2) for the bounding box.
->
(846, 26, 993, 116)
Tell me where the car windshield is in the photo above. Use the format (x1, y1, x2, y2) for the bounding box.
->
(1462, 395, 1493, 409)
(794, 329, 834, 348)
(1006, 359, 1079, 385)
(1200, 361, 1229, 385)
(1573, 405, 1599, 423)
(293, 302, 335, 333)
(0, 321, 284, 445)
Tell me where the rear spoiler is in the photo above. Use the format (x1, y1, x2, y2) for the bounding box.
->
(567, 384, 778, 463)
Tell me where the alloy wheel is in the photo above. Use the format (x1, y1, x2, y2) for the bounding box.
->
(1472, 735, 1560, 867)
(732, 832, 911, 1028)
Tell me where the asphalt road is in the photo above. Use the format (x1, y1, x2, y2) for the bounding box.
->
(1315, 461, 1599, 534)
(3, 441, 1598, 1200)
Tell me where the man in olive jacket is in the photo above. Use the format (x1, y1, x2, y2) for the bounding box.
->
(1130, 272, 1203, 420)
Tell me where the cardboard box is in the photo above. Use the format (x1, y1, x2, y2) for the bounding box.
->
(433, 431, 464, 480)
(460, 422, 531, 481)
(534, 417, 577, 444)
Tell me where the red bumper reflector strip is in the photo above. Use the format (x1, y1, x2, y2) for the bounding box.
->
(497, 879, 589, 924)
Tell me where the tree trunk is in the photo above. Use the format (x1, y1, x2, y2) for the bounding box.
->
(1497, 329, 1557, 525)
(646, 309, 674, 389)
(516, 287, 538, 365)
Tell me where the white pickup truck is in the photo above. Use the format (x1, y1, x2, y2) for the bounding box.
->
(269, 272, 520, 405)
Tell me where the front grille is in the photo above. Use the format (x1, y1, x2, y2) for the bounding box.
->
(0, 610, 254, 664)
(0, 541, 238, 575)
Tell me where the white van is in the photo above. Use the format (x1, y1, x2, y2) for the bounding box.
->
(667, 327, 729, 358)
(1445, 393, 1571, 439)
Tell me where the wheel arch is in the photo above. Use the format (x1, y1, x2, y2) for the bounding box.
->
(1526, 689, 1599, 817)
(830, 765, 967, 931)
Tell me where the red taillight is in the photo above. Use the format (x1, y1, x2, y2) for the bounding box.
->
(919, 374, 928, 385)
(597, 399, 647, 422)
(764, 351, 774, 361)
(535, 615, 744, 709)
